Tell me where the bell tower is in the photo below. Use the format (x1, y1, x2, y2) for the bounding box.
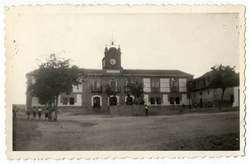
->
(102, 38, 123, 74)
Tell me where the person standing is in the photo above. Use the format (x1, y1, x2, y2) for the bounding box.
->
(145, 105, 149, 116)
(45, 108, 49, 121)
(26, 107, 30, 120)
(33, 107, 37, 120)
(38, 106, 42, 120)
(51, 110, 55, 121)
(182, 103, 186, 111)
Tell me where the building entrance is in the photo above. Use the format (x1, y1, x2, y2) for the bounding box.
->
(109, 97, 117, 106)
(93, 97, 100, 109)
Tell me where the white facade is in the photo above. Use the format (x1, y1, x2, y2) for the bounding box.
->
(58, 94, 82, 106)
(73, 84, 82, 92)
(162, 94, 171, 105)
(180, 94, 190, 105)
(31, 97, 41, 106)
(232, 87, 239, 107)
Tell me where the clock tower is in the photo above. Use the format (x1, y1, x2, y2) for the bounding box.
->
(102, 39, 123, 74)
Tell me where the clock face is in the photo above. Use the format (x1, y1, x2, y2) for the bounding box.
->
(110, 58, 117, 65)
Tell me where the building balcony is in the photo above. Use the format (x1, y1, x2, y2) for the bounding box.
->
(124, 86, 131, 93)
(151, 87, 160, 92)
(91, 86, 102, 93)
(189, 85, 210, 91)
(111, 86, 121, 93)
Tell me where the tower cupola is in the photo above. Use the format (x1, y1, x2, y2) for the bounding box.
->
(102, 38, 123, 74)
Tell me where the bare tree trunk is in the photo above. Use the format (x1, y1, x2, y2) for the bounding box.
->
(219, 89, 225, 110)
(52, 95, 57, 121)
(48, 98, 52, 120)
(54, 95, 59, 121)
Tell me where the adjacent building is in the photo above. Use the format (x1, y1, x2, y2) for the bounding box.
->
(188, 72, 239, 108)
(26, 39, 194, 111)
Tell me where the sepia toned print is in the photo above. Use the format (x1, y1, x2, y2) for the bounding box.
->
(5, 5, 245, 159)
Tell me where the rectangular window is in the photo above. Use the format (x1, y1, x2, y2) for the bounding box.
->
(69, 98, 74, 105)
(125, 80, 133, 92)
(171, 78, 179, 92)
(160, 78, 170, 92)
(156, 97, 161, 104)
(63, 97, 68, 105)
(150, 98, 155, 105)
(93, 81, 100, 90)
(110, 81, 117, 91)
(143, 78, 151, 92)
(150, 97, 162, 104)
(170, 97, 175, 104)
(170, 97, 180, 104)
(175, 97, 180, 104)
(152, 80, 160, 92)
(179, 78, 187, 92)
(152, 80, 160, 88)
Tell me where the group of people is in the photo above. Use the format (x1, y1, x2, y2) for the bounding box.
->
(26, 106, 59, 121)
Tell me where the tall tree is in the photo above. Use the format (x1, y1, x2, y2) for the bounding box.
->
(28, 54, 81, 121)
(126, 79, 144, 105)
(105, 84, 117, 98)
(209, 64, 239, 110)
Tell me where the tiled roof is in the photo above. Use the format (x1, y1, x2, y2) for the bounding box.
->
(123, 69, 193, 77)
(27, 68, 193, 77)
(80, 68, 103, 75)
(191, 71, 212, 81)
(81, 68, 193, 77)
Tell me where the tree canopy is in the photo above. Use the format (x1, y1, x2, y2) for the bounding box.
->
(125, 78, 144, 105)
(28, 54, 81, 120)
(209, 64, 239, 109)
(105, 84, 117, 98)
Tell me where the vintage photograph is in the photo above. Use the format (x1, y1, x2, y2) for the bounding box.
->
(5, 5, 245, 158)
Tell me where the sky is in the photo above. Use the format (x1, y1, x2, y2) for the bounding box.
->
(5, 6, 240, 104)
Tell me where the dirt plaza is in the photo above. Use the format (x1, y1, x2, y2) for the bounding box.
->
(14, 109, 239, 151)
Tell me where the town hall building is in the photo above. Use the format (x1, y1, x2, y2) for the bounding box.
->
(26, 39, 194, 111)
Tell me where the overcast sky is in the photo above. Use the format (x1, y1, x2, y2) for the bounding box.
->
(5, 6, 240, 104)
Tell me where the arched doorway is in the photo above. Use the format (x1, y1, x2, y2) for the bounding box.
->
(93, 96, 101, 109)
(109, 97, 117, 106)
(125, 95, 134, 105)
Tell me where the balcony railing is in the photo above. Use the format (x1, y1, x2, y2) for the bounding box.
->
(91, 86, 102, 93)
(124, 86, 131, 93)
(111, 86, 121, 93)
(151, 87, 160, 92)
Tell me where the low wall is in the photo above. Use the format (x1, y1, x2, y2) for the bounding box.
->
(110, 105, 145, 116)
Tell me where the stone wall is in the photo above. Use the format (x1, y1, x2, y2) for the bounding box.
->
(110, 105, 145, 116)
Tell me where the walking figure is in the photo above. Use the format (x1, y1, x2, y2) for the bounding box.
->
(38, 106, 42, 120)
(182, 103, 186, 111)
(145, 105, 148, 116)
(33, 107, 37, 120)
(26, 107, 30, 120)
(194, 102, 197, 109)
(45, 108, 49, 121)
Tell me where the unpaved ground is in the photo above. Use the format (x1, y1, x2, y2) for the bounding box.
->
(15, 111, 239, 150)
